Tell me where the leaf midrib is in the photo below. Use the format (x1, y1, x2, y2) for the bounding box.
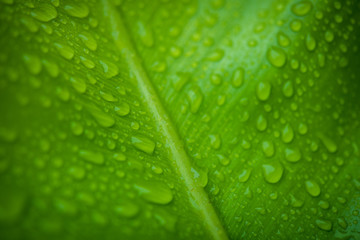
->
(100, 0, 228, 239)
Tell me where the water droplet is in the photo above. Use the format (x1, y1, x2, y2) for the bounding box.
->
(231, 67, 245, 88)
(337, 217, 347, 229)
(79, 150, 104, 165)
(267, 46, 286, 68)
(285, 147, 301, 162)
(209, 134, 221, 150)
(298, 123, 308, 135)
(64, 2, 89, 18)
(87, 105, 115, 128)
(210, 74, 222, 86)
(207, 49, 224, 61)
(305, 33, 316, 51)
(281, 124, 294, 143)
(262, 162, 283, 184)
(99, 90, 117, 102)
(99, 60, 119, 79)
(68, 166, 86, 180)
(238, 168, 252, 183)
(290, 20, 302, 32)
(325, 30, 334, 43)
(262, 140, 275, 157)
(54, 198, 77, 217)
(78, 32, 97, 51)
(187, 86, 203, 113)
(23, 54, 42, 75)
(318, 200, 329, 209)
(291, 1, 312, 16)
(282, 81, 294, 98)
(80, 56, 95, 69)
(31, 3, 57, 22)
(54, 43, 74, 60)
(154, 210, 177, 232)
(70, 121, 84, 136)
(256, 81, 272, 101)
(42, 59, 59, 78)
(134, 181, 173, 205)
(115, 102, 130, 116)
(277, 32, 291, 47)
(305, 180, 321, 197)
(318, 133, 337, 153)
(131, 135, 155, 154)
(137, 21, 154, 47)
(70, 77, 86, 93)
(256, 114, 268, 131)
(114, 201, 139, 218)
(315, 219, 332, 231)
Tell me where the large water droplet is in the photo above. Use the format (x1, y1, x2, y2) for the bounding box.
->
(79, 150, 104, 165)
(291, 1, 313, 16)
(267, 46, 286, 68)
(305, 180, 321, 197)
(256, 114, 268, 131)
(131, 135, 155, 154)
(134, 181, 173, 205)
(262, 162, 284, 184)
(315, 219, 332, 231)
(285, 147, 301, 162)
(64, 2, 89, 18)
(256, 81, 271, 101)
(31, 3, 57, 22)
(262, 140, 275, 157)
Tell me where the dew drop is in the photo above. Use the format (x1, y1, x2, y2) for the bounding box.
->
(291, 1, 313, 16)
(282, 81, 294, 98)
(256, 114, 268, 131)
(114, 201, 139, 218)
(115, 102, 130, 116)
(318, 133, 337, 153)
(231, 67, 245, 88)
(42, 59, 59, 78)
(99, 60, 119, 79)
(54, 43, 74, 60)
(137, 21, 154, 47)
(131, 135, 155, 155)
(23, 54, 42, 75)
(262, 162, 284, 184)
(315, 219, 332, 231)
(305, 33, 317, 51)
(134, 181, 173, 205)
(305, 180, 321, 197)
(80, 56, 95, 69)
(277, 32, 291, 47)
(281, 124, 294, 143)
(100, 91, 117, 102)
(187, 86, 203, 113)
(31, 3, 57, 22)
(209, 134, 221, 150)
(285, 147, 301, 162)
(78, 32, 97, 51)
(79, 150, 104, 165)
(267, 46, 286, 68)
(64, 2, 89, 18)
(238, 168, 252, 183)
(70, 77, 87, 93)
(256, 81, 271, 101)
(88, 105, 115, 128)
(262, 140, 275, 157)
(207, 49, 224, 61)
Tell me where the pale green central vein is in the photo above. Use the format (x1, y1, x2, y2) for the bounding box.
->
(101, 0, 228, 239)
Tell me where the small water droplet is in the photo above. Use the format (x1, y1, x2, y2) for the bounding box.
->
(87, 105, 115, 128)
(70, 77, 86, 93)
(23, 54, 42, 75)
(282, 81, 294, 98)
(238, 168, 252, 183)
(277, 32, 291, 47)
(114, 201, 139, 218)
(209, 134, 221, 150)
(78, 32, 97, 51)
(305, 33, 317, 51)
(99, 60, 119, 79)
(318, 133, 337, 153)
(137, 21, 154, 47)
(115, 102, 130, 116)
(100, 91, 117, 102)
(187, 86, 203, 113)
(207, 49, 224, 61)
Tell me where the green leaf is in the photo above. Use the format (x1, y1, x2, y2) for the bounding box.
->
(0, 0, 359, 239)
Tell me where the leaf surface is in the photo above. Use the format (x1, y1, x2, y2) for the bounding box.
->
(0, 0, 359, 239)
